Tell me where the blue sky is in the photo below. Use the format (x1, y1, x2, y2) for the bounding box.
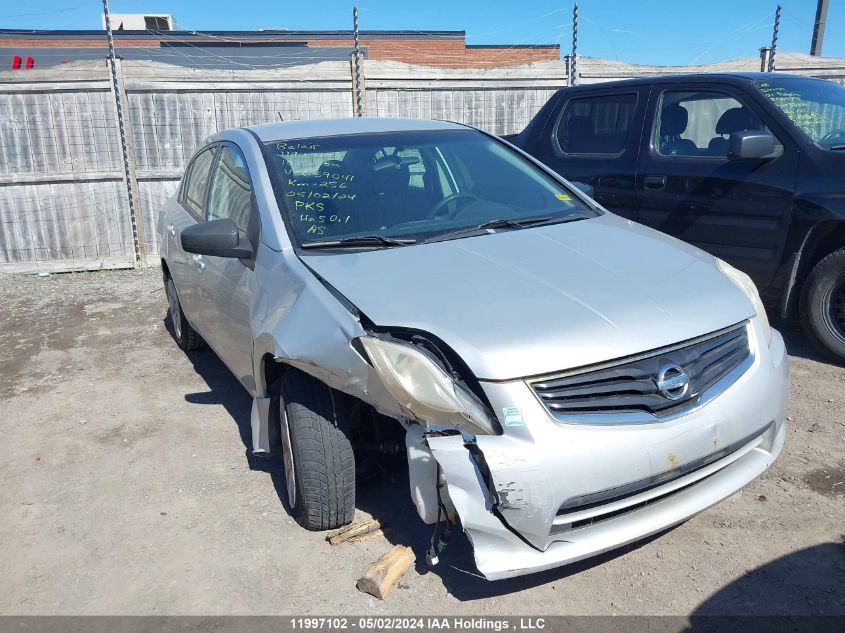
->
(2, 0, 843, 65)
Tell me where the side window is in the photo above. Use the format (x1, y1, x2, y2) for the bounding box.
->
(207, 144, 254, 234)
(182, 147, 216, 218)
(655, 90, 776, 158)
(554, 93, 637, 155)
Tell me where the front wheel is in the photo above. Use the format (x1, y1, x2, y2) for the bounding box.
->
(280, 369, 355, 530)
(800, 247, 845, 364)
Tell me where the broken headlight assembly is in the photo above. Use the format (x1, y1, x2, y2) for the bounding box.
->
(358, 336, 501, 436)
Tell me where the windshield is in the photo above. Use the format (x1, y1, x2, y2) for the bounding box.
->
(754, 77, 845, 149)
(264, 129, 593, 249)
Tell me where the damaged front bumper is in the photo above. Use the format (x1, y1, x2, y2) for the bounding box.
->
(420, 321, 789, 581)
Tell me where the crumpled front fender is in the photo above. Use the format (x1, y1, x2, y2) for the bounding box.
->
(248, 249, 406, 454)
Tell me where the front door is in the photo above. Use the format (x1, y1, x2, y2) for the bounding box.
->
(193, 142, 259, 390)
(634, 84, 799, 288)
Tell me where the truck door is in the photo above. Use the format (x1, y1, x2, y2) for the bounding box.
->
(525, 86, 649, 220)
(634, 83, 799, 288)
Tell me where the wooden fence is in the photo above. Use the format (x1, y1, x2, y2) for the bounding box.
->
(0, 58, 568, 272)
(1, 52, 844, 273)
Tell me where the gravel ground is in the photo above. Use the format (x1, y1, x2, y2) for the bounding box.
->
(0, 268, 843, 616)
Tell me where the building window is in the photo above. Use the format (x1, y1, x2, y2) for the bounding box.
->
(144, 16, 171, 31)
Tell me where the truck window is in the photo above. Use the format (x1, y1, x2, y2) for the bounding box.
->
(554, 93, 637, 155)
(654, 90, 776, 158)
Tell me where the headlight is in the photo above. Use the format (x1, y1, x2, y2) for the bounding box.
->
(358, 336, 501, 436)
(716, 258, 772, 346)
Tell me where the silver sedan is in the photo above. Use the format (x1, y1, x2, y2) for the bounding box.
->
(158, 117, 789, 580)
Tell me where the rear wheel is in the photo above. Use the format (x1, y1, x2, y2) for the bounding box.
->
(800, 247, 845, 364)
(280, 369, 355, 530)
(164, 274, 205, 351)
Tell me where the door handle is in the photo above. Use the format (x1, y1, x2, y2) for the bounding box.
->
(644, 175, 667, 190)
(167, 223, 176, 236)
(192, 254, 205, 272)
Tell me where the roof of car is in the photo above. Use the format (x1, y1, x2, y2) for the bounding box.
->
(560, 71, 822, 91)
(248, 117, 466, 142)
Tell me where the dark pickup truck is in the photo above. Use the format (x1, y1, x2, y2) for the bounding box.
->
(507, 72, 845, 363)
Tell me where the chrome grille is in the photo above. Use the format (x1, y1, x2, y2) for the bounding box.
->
(530, 322, 751, 417)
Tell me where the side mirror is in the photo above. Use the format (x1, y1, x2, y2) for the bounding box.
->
(181, 218, 254, 260)
(571, 181, 595, 199)
(727, 131, 777, 160)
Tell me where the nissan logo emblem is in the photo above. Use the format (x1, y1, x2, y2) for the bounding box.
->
(656, 363, 691, 401)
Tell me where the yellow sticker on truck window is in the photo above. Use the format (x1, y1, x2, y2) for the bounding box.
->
(555, 194, 572, 201)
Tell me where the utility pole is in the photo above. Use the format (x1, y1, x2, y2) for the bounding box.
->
(571, 3, 578, 86)
(103, 0, 146, 268)
(759, 47, 771, 72)
(768, 4, 781, 72)
(810, 0, 830, 56)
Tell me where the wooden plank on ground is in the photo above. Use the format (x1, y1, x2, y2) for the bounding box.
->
(346, 527, 393, 544)
(356, 545, 415, 600)
(327, 519, 382, 546)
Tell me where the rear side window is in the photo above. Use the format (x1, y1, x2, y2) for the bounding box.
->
(654, 90, 776, 158)
(554, 93, 637, 155)
(182, 147, 217, 218)
(207, 144, 254, 234)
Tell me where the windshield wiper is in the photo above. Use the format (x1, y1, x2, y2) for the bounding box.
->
(301, 235, 417, 249)
(829, 145, 845, 150)
(424, 214, 586, 244)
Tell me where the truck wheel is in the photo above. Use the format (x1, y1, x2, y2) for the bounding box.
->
(800, 247, 845, 364)
(281, 369, 355, 530)
(164, 274, 205, 351)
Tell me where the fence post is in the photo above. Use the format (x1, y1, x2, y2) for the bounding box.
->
(571, 3, 579, 86)
(768, 4, 781, 72)
(103, 0, 146, 268)
(351, 6, 366, 117)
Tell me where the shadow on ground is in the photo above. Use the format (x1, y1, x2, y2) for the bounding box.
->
(772, 315, 836, 365)
(165, 316, 291, 512)
(689, 543, 845, 619)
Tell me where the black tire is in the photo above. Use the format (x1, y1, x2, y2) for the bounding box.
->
(800, 247, 845, 365)
(164, 272, 205, 351)
(282, 369, 355, 530)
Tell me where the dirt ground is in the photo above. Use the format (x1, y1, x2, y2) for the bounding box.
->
(0, 268, 843, 616)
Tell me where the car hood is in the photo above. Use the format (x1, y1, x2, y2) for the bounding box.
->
(305, 213, 756, 381)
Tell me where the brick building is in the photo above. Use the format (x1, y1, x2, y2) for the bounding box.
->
(1, 28, 559, 70)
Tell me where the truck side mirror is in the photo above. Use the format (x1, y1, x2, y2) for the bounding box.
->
(727, 131, 777, 160)
(571, 181, 595, 199)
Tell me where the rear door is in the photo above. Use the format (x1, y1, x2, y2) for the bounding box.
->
(168, 145, 217, 325)
(634, 83, 799, 287)
(192, 141, 259, 387)
(525, 86, 650, 219)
